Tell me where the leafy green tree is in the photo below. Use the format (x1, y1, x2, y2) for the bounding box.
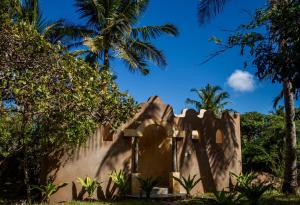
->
(227, 1, 299, 193)
(0, 20, 136, 203)
(73, 0, 178, 74)
(200, 0, 300, 193)
(240, 112, 265, 141)
(241, 113, 286, 175)
(186, 84, 230, 114)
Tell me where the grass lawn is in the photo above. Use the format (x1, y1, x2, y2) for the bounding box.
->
(2, 192, 300, 205)
(54, 192, 300, 205)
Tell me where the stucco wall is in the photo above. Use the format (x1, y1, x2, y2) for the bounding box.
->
(48, 96, 241, 203)
(48, 126, 132, 202)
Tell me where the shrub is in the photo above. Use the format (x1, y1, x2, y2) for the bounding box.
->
(109, 170, 129, 197)
(231, 172, 272, 205)
(77, 177, 101, 199)
(212, 190, 242, 205)
(138, 176, 160, 199)
(173, 174, 201, 198)
(31, 180, 67, 203)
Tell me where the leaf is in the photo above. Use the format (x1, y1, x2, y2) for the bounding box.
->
(209, 36, 222, 45)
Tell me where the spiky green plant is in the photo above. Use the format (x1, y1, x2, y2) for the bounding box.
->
(31, 181, 68, 203)
(138, 176, 160, 199)
(109, 170, 129, 197)
(231, 172, 272, 205)
(212, 190, 242, 205)
(230, 172, 255, 188)
(173, 174, 202, 198)
(77, 176, 101, 199)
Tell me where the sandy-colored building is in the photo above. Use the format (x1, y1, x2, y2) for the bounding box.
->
(47, 96, 242, 203)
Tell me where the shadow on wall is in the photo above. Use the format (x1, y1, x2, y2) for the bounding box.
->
(139, 124, 172, 187)
(177, 109, 239, 192)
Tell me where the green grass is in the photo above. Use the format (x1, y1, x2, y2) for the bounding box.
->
(180, 191, 300, 205)
(39, 200, 166, 205)
(3, 192, 300, 205)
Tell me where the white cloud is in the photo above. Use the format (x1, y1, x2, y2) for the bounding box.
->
(227, 70, 255, 92)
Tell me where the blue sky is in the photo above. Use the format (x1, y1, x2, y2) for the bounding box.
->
(40, 0, 288, 114)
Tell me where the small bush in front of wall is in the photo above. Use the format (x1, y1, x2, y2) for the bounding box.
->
(231, 172, 272, 205)
(138, 176, 160, 199)
(109, 170, 129, 198)
(173, 174, 202, 198)
(31, 179, 68, 203)
(77, 176, 101, 200)
(212, 190, 242, 205)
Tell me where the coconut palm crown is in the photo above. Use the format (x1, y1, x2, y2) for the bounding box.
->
(186, 84, 230, 114)
(73, 0, 179, 74)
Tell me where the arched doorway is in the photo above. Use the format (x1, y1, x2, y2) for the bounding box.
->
(139, 124, 172, 187)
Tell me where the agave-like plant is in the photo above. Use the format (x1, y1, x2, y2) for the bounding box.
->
(231, 172, 272, 205)
(236, 182, 272, 205)
(138, 176, 160, 199)
(109, 170, 129, 197)
(212, 190, 242, 205)
(77, 176, 101, 199)
(31, 181, 68, 203)
(173, 174, 202, 198)
(230, 172, 255, 188)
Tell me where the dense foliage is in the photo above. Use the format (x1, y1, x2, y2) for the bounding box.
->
(241, 112, 300, 176)
(207, 0, 300, 193)
(0, 18, 136, 201)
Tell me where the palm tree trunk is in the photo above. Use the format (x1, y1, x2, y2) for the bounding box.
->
(103, 48, 109, 70)
(282, 78, 298, 194)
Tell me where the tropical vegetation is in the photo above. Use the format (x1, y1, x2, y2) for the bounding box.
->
(72, 0, 178, 74)
(77, 177, 101, 199)
(137, 176, 160, 199)
(173, 174, 202, 198)
(200, 0, 300, 194)
(186, 84, 230, 114)
(1, 0, 300, 204)
(109, 170, 129, 197)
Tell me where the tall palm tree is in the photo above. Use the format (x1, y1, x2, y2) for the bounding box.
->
(186, 84, 230, 114)
(14, 0, 87, 45)
(73, 0, 178, 74)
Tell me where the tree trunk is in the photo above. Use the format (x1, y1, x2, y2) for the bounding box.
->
(282, 78, 298, 194)
(23, 148, 32, 204)
(103, 48, 109, 70)
(20, 113, 32, 204)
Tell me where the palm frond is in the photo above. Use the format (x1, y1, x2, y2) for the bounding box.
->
(198, 0, 228, 25)
(117, 45, 148, 75)
(75, 0, 105, 28)
(132, 24, 178, 40)
(129, 39, 167, 67)
(43, 20, 95, 45)
(185, 98, 202, 111)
